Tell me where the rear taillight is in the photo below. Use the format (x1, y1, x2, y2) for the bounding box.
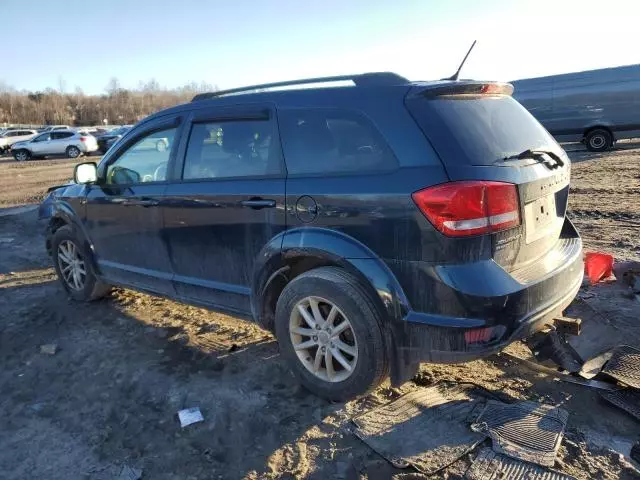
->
(412, 181, 520, 237)
(79, 136, 88, 142)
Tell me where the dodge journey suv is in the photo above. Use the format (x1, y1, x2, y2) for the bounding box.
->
(39, 72, 583, 400)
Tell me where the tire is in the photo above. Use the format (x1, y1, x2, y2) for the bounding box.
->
(585, 129, 612, 152)
(13, 149, 30, 161)
(51, 225, 110, 301)
(275, 266, 388, 401)
(66, 145, 81, 158)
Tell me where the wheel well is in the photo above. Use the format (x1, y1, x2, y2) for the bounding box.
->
(46, 217, 68, 254)
(584, 126, 614, 143)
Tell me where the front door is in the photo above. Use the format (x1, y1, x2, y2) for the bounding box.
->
(163, 106, 286, 316)
(29, 132, 52, 154)
(83, 116, 183, 294)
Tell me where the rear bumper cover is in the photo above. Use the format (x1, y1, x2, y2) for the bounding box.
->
(391, 221, 583, 367)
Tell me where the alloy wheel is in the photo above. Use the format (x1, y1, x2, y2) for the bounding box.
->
(57, 240, 86, 291)
(289, 296, 358, 383)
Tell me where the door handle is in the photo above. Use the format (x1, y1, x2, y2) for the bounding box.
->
(124, 198, 160, 207)
(240, 198, 276, 209)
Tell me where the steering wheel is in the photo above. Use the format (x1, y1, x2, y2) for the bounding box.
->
(153, 162, 168, 181)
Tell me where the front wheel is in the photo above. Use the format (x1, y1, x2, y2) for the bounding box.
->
(66, 145, 81, 158)
(51, 226, 110, 301)
(275, 267, 388, 401)
(13, 149, 30, 161)
(585, 129, 612, 152)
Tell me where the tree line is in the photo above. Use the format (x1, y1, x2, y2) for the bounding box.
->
(0, 78, 217, 126)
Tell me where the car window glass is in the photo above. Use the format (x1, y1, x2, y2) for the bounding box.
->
(33, 133, 50, 142)
(278, 109, 397, 175)
(58, 131, 74, 139)
(183, 119, 279, 180)
(106, 127, 176, 185)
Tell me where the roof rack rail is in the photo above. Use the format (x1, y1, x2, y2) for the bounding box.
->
(191, 72, 409, 101)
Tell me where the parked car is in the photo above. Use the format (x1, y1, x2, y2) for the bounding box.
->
(512, 64, 640, 152)
(39, 72, 583, 400)
(0, 129, 37, 153)
(39, 125, 71, 132)
(11, 130, 98, 160)
(96, 126, 132, 153)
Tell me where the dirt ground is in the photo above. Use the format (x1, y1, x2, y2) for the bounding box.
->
(0, 146, 639, 480)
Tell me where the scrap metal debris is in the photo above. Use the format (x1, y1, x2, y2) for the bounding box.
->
(471, 400, 568, 467)
(600, 389, 640, 421)
(601, 345, 640, 389)
(465, 448, 576, 480)
(177, 407, 204, 428)
(351, 386, 486, 475)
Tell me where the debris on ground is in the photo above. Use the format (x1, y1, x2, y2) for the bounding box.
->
(613, 261, 640, 291)
(466, 448, 576, 480)
(118, 465, 143, 480)
(39, 344, 58, 355)
(584, 252, 614, 284)
(601, 345, 640, 389)
(177, 407, 204, 428)
(351, 386, 486, 475)
(600, 389, 640, 421)
(471, 400, 568, 467)
(631, 442, 640, 464)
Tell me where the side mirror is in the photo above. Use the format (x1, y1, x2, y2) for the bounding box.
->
(74, 162, 98, 184)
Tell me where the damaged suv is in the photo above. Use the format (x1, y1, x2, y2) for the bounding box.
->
(39, 72, 583, 400)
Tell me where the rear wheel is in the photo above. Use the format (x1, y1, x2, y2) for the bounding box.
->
(585, 129, 612, 152)
(52, 226, 110, 301)
(275, 267, 388, 400)
(66, 145, 81, 158)
(13, 149, 30, 161)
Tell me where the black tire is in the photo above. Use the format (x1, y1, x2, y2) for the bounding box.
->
(585, 129, 612, 152)
(51, 225, 110, 301)
(66, 145, 81, 158)
(13, 149, 30, 161)
(275, 266, 388, 401)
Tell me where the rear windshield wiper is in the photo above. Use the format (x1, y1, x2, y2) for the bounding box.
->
(500, 149, 565, 169)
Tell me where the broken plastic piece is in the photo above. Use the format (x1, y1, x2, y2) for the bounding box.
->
(178, 407, 204, 428)
(40, 344, 57, 355)
(118, 465, 142, 480)
(584, 252, 614, 284)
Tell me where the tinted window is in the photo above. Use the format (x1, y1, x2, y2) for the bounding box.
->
(106, 127, 176, 184)
(183, 119, 279, 180)
(406, 94, 560, 166)
(278, 109, 397, 176)
(52, 131, 74, 139)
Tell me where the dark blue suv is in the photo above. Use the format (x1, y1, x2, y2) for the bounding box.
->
(40, 73, 583, 400)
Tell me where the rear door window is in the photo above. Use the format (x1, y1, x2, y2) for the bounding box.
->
(52, 131, 74, 140)
(278, 108, 397, 176)
(406, 93, 560, 166)
(182, 119, 280, 180)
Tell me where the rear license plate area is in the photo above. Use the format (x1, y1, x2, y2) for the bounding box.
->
(525, 194, 557, 244)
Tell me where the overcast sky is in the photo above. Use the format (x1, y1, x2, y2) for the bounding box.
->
(3, 0, 640, 94)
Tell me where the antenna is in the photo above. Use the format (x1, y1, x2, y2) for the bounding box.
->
(446, 40, 477, 81)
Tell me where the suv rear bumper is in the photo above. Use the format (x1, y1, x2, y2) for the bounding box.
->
(390, 220, 583, 365)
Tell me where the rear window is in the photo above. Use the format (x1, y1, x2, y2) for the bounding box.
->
(406, 94, 559, 166)
(278, 108, 397, 176)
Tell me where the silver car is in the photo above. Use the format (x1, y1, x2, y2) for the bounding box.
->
(11, 130, 98, 161)
(0, 129, 37, 153)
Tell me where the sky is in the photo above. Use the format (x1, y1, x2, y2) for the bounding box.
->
(2, 0, 640, 95)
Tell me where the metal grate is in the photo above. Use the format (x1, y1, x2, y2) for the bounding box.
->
(600, 388, 640, 421)
(602, 345, 640, 388)
(466, 448, 576, 480)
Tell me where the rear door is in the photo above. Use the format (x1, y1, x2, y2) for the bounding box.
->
(406, 83, 572, 271)
(51, 131, 75, 154)
(163, 105, 286, 315)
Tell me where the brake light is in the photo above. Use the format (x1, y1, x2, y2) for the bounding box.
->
(79, 136, 88, 142)
(412, 181, 520, 237)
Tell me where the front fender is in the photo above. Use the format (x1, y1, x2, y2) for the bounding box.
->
(251, 227, 411, 326)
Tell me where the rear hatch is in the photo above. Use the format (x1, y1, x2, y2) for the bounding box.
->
(405, 82, 571, 272)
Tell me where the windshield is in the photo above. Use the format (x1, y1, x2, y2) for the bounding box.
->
(406, 94, 561, 166)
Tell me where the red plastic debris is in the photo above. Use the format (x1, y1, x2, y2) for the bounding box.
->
(584, 252, 614, 284)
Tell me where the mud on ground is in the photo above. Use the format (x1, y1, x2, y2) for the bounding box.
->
(0, 147, 639, 479)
